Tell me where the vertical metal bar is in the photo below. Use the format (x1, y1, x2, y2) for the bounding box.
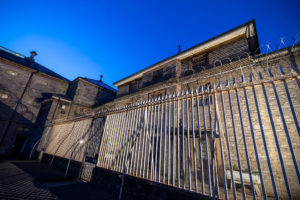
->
(181, 93, 185, 189)
(153, 101, 159, 180)
(261, 83, 291, 199)
(112, 112, 121, 171)
(163, 96, 167, 184)
(112, 112, 121, 170)
(235, 88, 256, 199)
(252, 85, 278, 198)
(207, 87, 215, 198)
(214, 90, 228, 200)
(99, 114, 111, 167)
(134, 104, 144, 176)
(191, 90, 198, 192)
(146, 101, 154, 179)
(116, 111, 127, 172)
(186, 91, 191, 191)
(243, 87, 266, 199)
(177, 93, 180, 188)
(113, 111, 123, 170)
(227, 90, 246, 199)
(202, 89, 211, 196)
(283, 80, 300, 136)
(104, 113, 116, 168)
(220, 90, 236, 199)
(168, 95, 171, 185)
(142, 101, 151, 178)
(129, 106, 139, 174)
(98, 114, 112, 167)
(123, 107, 135, 173)
(129, 107, 138, 174)
(149, 101, 156, 179)
(158, 99, 164, 183)
(272, 82, 300, 183)
(212, 111, 219, 199)
(196, 88, 204, 194)
(136, 104, 145, 176)
(172, 94, 176, 186)
(139, 103, 148, 177)
(130, 105, 141, 175)
(118, 109, 131, 172)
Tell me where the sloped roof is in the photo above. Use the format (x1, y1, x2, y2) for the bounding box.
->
(113, 19, 258, 87)
(79, 77, 117, 92)
(0, 47, 69, 82)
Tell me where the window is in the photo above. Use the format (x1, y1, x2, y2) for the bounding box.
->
(152, 69, 163, 81)
(6, 70, 18, 76)
(0, 93, 8, 99)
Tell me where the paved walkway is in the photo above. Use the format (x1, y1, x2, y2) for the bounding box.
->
(0, 159, 117, 200)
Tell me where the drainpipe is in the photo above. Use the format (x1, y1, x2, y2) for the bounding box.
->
(1, 70, 38, 152)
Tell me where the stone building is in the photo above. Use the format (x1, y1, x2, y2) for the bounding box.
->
(36, 20, 300, 199)
(0, 47, 116, 156)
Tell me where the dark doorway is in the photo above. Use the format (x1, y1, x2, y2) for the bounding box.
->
(10, 137, 27, 157)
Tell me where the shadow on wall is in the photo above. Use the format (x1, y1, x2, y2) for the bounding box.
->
(0, 102, 34, 157)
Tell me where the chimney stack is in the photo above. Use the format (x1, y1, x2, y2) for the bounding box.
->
(29, 51, 37, 61)
(100, 75, 103, 82)
(178, 45, 181, 53)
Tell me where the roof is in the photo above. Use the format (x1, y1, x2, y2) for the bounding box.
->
(79, 77, 117, 93)
(113, 19, 258, 87)
(0, 46, 70, 82)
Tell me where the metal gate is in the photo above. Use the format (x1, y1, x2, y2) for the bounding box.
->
(80, 118, 105, 181)
(97, 66, 300, 199)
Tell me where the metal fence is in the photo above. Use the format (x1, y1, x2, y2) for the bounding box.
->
(97, 66, 300, 199)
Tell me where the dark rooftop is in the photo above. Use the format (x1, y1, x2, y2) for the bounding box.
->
(0, 46, 70, 82)
(79, 77, 117, 93)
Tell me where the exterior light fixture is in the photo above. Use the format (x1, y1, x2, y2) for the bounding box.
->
(79, 139, 84, 144)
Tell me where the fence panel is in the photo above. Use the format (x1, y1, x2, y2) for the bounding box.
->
(97, 68, 300, 199)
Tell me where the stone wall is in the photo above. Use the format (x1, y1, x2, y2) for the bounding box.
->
(96, 46, 300, 199)
(0, 58, 69, 154)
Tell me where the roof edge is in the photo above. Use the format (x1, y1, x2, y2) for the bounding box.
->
(113, 19, 257, 87)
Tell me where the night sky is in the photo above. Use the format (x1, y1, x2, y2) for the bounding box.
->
(1, 0, 299, 87)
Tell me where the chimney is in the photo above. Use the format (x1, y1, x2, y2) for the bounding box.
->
(29, 51, 37, 61)
(178, 45, 181, 53)
(99, 75, 103, 82)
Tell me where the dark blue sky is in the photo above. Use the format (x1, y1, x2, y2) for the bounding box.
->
(1, 0, 299, 87)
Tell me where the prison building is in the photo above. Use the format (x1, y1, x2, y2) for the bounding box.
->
(0, 47, 116, 156)
(37, 20, 300, 199)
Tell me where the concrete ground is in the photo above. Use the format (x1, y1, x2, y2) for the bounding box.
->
(0, 159, 118, 200)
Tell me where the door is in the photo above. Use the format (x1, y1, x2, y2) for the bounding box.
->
(80, 118, 105, 181)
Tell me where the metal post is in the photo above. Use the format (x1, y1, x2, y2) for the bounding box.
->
(271, 82, 300, 183)
(227, 90, 246, 199)
(252, 85, 277, 198)
(181, 92, 185, 189)
(243, 87, 266, 199)
(202, 88, 211, 196)
(177, 92, 180, 188)
(191, 89, 198, 192)
(220, 88, 236, 199)
(196, 88, 204, 194)
(214, 88, 228, 200)
(235, 88, 256, 199)
(261, 83, 291, 199)
(186, 90, 191, 190)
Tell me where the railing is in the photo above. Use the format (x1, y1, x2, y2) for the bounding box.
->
(97, 64, 300, 199)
